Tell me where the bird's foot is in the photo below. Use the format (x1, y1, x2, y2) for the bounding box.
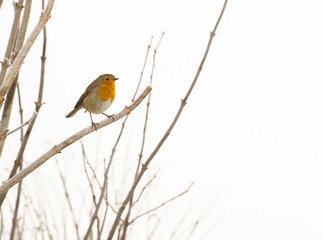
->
(91, 121, 99, 131)
(102, 113, 115, 120)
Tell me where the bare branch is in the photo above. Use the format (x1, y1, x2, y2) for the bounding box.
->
(56, 160, 81, 240)
(0, 0, 32, 160)
(81, 141, 99, 206)
(0, 0, 24, 86)
(131, 175, 156, 207)
(121, 32, 164, 240)
(107, 1, 228, 239)
(131, 36, 153, 102)
(0, 85, 152, 198)
(81, 142, 102, 190)
(129, 183, 193, 225)
(7, 111, 37, 136)
(0, 0, 55, 109)
(0, 5, 48, 206)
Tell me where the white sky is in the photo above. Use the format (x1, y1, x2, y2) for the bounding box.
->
(1, 0, 323, 239)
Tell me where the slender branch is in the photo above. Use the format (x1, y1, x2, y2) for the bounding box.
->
(132, 36, 153, 102)
(131, 175, 156, 207)
(81, 142, 98, 206)
(0, 0, 24, 86)
(0, 0, 54, 109)
(16, 83, 24, 140)
(13, 0, 33, 60)
(7, 111, 37, 136)
(9, 77, 26, 240)
(0, 5, 47, 206)
(0, 0, 32, 158)
(56, 160, 81, 240)
(107, 1, 228, 239)
(0, 75, 19, 157)
(129, 183, 193, 225)
(121, 32, 164, 240)
(0, 85, 152, 198)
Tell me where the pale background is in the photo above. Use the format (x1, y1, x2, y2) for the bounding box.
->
(0, 0, 323, 239)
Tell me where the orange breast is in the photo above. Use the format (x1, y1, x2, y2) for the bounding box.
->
(97, 81, 116, 101)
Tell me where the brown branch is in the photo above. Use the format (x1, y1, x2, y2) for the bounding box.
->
(0, 4, 47, 206)
(56, 160, 81, 240)
(0, 0, 24, 86)
(107, 1, 228, 239)
(81, 141, 99, 206)
(0, 85, 152, 199)
(7, 111, 37, 136)
(0, 0, 32, 158)
(13, 0, 33, 60)
(0, 0, 54, 109)
(129, 183, 193, 225)
(81, 142, 102, 189)
(120, 32, 164, 240)
(131, 175, 156, 207)
(16, 83, 24, 139)
(132, 36, 153, 102)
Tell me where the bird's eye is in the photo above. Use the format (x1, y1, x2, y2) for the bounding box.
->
(105, 77, 109, 80)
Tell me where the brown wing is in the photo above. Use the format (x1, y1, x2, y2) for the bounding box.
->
(74, 79, 99, 108)
(74, 91, 87, 108)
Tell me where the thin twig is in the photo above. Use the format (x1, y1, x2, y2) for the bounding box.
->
(131, 175, 156, 207)
(107, 1, 228, 239)
(120, 32, 164, 240)
(0, 0, 24, 86)
(97, 200, 108, 239)
(56, 160, 81, 240)
(147, 215, 161, 240)
(81, 142, 102, 190)
(132, 36, 154, 102)
(129, 183, 193, 225)
(16, 83, 24, 140)
(0, 86, 152, 198)
(81, 141, 98, 207)
(9, 165, 22, 240)
(0, 0, 55, 109)
(7, 111, 37, 136)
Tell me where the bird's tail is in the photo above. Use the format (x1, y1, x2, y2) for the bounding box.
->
(65, 107, 81, 118)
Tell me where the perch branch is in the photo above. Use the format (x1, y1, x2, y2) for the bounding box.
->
(0, 85, 152, 198)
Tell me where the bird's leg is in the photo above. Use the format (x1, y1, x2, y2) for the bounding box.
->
(89, 113, 98, 130)
(102, 112, 115, 121)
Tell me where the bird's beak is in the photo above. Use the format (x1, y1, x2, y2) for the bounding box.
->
(114, 78, 119, 81)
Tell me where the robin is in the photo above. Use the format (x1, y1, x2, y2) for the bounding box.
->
(66, 74, 118, 128)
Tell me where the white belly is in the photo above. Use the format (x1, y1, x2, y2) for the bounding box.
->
(83, 96, 113, 114)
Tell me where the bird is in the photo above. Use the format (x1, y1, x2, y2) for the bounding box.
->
(66, 73, 118, 129)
